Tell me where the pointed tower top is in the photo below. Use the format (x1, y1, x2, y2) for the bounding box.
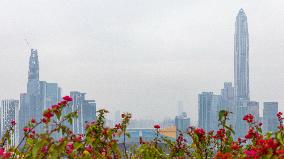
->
(238, 8, 246, 15)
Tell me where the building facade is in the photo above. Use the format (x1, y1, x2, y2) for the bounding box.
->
(234, 8, 250, 103)
(65, 91, 96, 134)
(0, 99, 19, 146)
(175, 112, 190, 138)
(198, 92, 220, 131)
(263, 102, 278, 133)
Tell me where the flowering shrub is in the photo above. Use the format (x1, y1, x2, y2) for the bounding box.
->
(0, 97, 284, 158)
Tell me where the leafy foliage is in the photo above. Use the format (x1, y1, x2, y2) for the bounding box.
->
(0, 97, 284, 158)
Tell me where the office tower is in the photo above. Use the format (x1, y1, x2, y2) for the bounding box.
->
(235, 100, 259, 137)
(235, 100, 249, 137)
(66, 91, 96, 134)
(248, 101, 260, 121)
(263, 102, 278, 133)
(198, 92, 221, 131)
(234, 8, 250, 103)
(0, 100, 19, 146)
(175, 112, 190, 138)
(82, 99, 96, 124)
(221, 82, 236, 128)
(221, 82, 235, 111)
(40, 81, 61, 110)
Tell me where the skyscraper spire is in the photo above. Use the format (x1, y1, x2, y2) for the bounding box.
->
(27, 49, 40, 95)
(28, 49, 39, 81)
(234, 8, 249, 102)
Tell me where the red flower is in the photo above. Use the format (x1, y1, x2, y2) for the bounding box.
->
(10, 120, 16, 126)
(194, 128, 205, 137)
(230, 142, 240, 150)
(215, 151, 232, 159)
(244, 150, 257, 158)
(243, 114, 254, 123)
(63, 96, 73, 102)
(115, 123, 122, 129)
(43, 110, 54, 119)
(66, 142, 74, 154)
(154, 124, 160, 129)
(41, 118, 48, 124)
(85, 145, 93, 153)
(276, 149, 284, 155)
(41, 146, 48, 153)
(31, 118, 36, 124)
(23, 127, 31, 132)
(214, 128, 225, 139)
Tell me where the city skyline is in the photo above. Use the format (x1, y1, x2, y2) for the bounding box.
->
(0, 0, 283, 122)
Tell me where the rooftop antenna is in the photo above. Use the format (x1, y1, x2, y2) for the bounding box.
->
(24, 39, 32, 50)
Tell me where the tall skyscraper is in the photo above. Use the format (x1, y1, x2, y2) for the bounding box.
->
(19, 49, 41, 141)
(0, 99, 19, 146)
(234, 9, 251, 138)
(234, 8, 249, 103)
(263, 102, 278, 133)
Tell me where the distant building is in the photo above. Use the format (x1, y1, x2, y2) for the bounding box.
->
(40, 82, 61, 110)
(175, 112, 190, 138)
(263, 102, 278, 133)
(248, 101, 260, 121)
(198, 92, 221, 131)
(235, 100, 259, 137)
(19, 49, 41, 141)
(236, 100, 249, 137)
(0, 99, 19, 146)
(234, 8, 250, 103)
(234, 8, 250, 138)
(66, 91, 96, 134)
(221, 82, 236, 128)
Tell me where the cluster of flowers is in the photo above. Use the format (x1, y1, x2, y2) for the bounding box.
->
(0, 96, 283, 158)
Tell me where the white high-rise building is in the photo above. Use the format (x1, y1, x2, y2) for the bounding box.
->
(0, 99, 19, 146)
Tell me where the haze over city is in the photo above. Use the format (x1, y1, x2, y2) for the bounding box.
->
(0, 0, 284, 123)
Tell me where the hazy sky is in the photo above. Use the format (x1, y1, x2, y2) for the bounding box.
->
(0, 0, 284, 123)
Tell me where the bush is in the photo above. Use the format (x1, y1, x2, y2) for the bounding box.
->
(0, 97, 284, 158)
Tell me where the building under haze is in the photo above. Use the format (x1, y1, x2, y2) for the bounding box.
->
(234, 8, 250, 104)
(19, 49, 62, 140)
(175, 112, 190, 138)
(220, 82, 236, 127)
(234, 9, 253, 137)
(64, 91, 96, 134)
(263, 102, 278, 133)
(198, 92, 221, 131)
(0, 99, 19, 146)
(19, 49, 41, 141)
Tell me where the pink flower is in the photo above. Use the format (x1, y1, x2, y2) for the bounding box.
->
(63, 96, 73, 102)
(243, 114, 254, 123)
(154, 124, 160, 129)
(23, 127, 31, 132)
(244, 149, 257, 157)
(10, 120, 16, 126)
(194, 128, 205, 137)
(66, 142, 74, 154)
(31, 118, 36, 124)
